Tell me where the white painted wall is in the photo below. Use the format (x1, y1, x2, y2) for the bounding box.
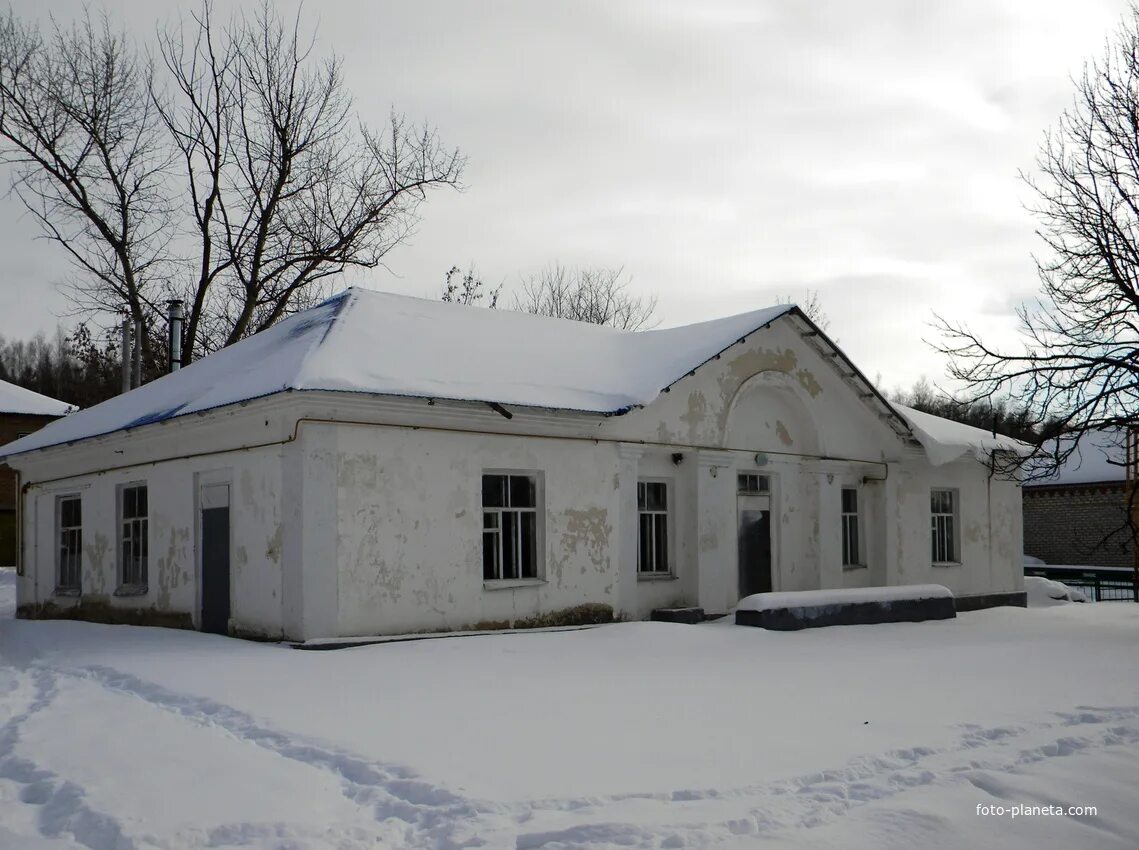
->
(17, 441, 287, 638)
(331, 425, 621, 636)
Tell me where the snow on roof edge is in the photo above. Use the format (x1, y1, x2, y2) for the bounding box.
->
(0, 379, 74, 417)
(895, 404, 1033, 467)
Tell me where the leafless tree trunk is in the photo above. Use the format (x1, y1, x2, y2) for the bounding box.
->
(0, 1, 463, 367)
(515, 264, 657, 330)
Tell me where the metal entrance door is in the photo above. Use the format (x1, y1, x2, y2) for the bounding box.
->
(738, 499, 773, 598)
(200, 483, 231, 635)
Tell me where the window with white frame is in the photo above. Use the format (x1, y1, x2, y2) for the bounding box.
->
(120, 484, 149, 588)
(841, 487, 862, 567)
(930, 488, 958, 564)
(738, 473, 770, 495)
(56, 495, 82, 593)
(482, 473, 539, 580)
(637, 481, 670, 574)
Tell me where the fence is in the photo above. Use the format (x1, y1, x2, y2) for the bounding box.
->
(1025, 565, 1138, 602)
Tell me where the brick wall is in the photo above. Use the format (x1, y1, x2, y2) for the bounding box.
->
(1023, 483, 1135, 568)
(0, 412, 63, 565)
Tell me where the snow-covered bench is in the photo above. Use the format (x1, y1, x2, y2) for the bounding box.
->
(735, 584, 955, 630)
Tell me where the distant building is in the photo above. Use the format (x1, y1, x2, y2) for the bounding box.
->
(0, 381, 73, 565)
(0, 289, 1029, 639)
(1023, 429, 1133, 568)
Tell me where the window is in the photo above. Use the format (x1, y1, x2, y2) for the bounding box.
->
(931, 488, 958, 564)
(56, 496, 82, 593)
(738, 473, 770, 495)
(637, 481, 670, 574)
(841, 488, 862, 567)
(120, 484, 149, 588)
(482, 474, 538, 580)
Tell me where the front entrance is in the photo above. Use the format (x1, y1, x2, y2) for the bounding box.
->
(200, 483, 231, 635)
(738, 495, 772, 598)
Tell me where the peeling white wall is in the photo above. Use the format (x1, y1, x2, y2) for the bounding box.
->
(332, 426, 621, 637)
(17, 442, 287, 638)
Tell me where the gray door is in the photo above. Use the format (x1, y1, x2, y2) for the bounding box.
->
(200, 484, 231, 635)
(738, 508, 772, 597)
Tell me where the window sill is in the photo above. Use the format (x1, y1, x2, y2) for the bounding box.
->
(114, 585, 149, 597)
(637, 573, 678, 582)
(52, 588, 81, 598)
(842, 564, 867, 572)
(932, 562, 961, 568)
(483, 578, 546, 591)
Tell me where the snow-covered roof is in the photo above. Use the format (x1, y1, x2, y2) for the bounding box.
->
(0, 379, 73, 417)
(894, 404, 1032, 467)
(1026, 428, 1127, 486)
(0, 289, 795, 457)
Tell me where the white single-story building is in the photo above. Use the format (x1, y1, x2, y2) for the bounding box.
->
(0, 289, 1029, 640)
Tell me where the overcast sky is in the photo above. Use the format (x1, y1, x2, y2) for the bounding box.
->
(0, 0, 1129, 392)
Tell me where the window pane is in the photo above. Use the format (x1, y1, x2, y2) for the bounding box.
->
(124, 487, 136, 518)
(509, 475, 536, 508)
(850, 522, 859, 565)
(653, 515, 668, 571)
(502, 512, 518, 579)
(482, 531, 497, 580)
(637, 481, 647, 510)
(61, 498, 80, 528)
(482, 475, 506, 508)
(137, 487, 148, 517)
(483, 511, 498, 529)
(638, 513, 651, 572)
(646, 482, 667, 511)
(520, 511, 536, 578)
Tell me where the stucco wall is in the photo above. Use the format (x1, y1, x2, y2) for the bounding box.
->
(891, 456, 1024, 599)
(18, 445, 286, 637)
(331, 425, 624, 636)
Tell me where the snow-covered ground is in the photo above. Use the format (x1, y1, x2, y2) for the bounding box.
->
(1, 566, 1138, 849)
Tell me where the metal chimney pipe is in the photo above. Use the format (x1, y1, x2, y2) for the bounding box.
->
(132, 318, 143, 389)
(120, 316, 131, 394)
(166, 299, 185, 372)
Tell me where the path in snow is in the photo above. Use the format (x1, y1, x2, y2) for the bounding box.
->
(0, 654, 1136, 848)
(1, 572, 1137, 849)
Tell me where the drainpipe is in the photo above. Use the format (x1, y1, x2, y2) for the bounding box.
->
(120, 316, 132, 394)
(167, 300, 185, 373)
(132, 318, 143, 389)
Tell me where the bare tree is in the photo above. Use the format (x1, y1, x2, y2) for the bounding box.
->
(0, 10, 173, 363)
(515, 264, 656, 330)
(440, 264, 501, 307)
(0, 2, 463, 364)
(934, 6, 1139, 479)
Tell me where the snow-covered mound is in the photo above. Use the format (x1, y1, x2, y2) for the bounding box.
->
(738, 584, 953, 612)
(1026, 575, 1088, 606)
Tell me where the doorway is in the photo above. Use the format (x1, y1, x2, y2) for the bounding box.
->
(200, 483, 231, 635)
(738, 494, 773, 598)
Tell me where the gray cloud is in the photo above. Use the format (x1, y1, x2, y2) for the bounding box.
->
(0, 0, 1128, 391)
